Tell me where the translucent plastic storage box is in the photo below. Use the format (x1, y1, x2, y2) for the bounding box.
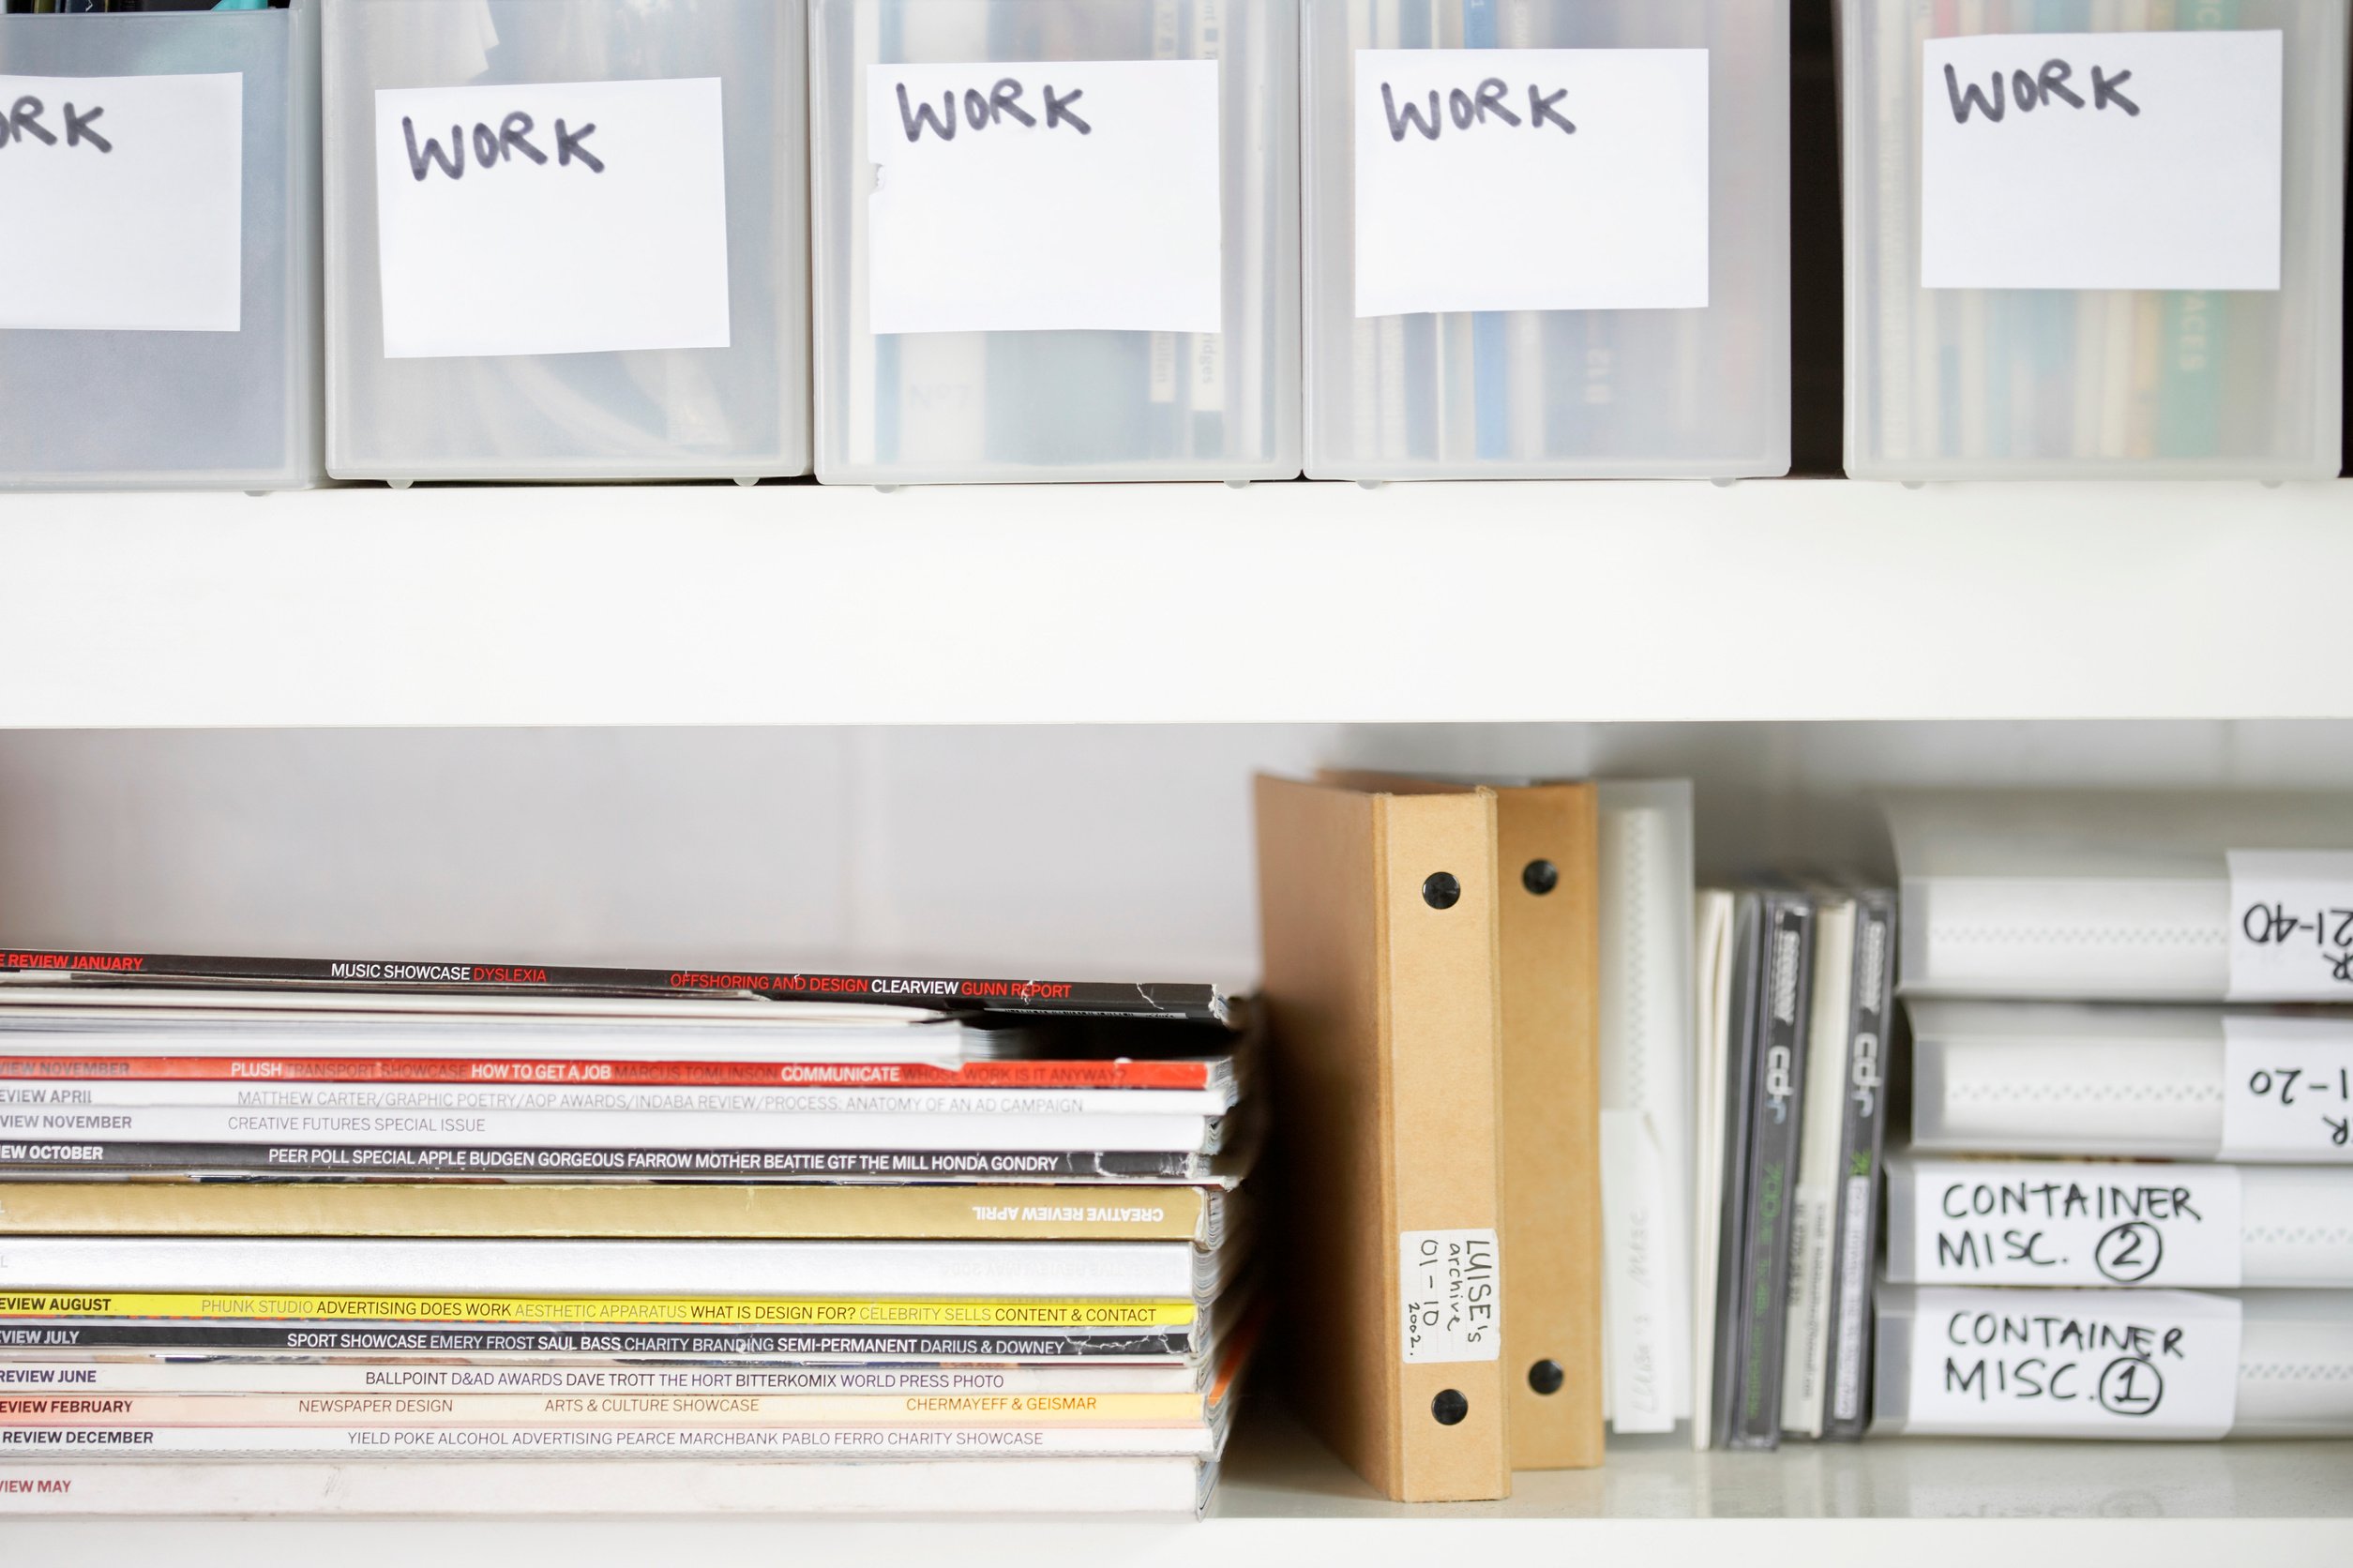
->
(323, 0, 809, 483)
(1883, 787, 2353, 1003)
(1873, 1284, 2353, 1438)
(811, 0, 1301, 484)
(1838, 0, 2349, 480)
(1301, 0, 1789, 481)
(0, 0, 321, 491)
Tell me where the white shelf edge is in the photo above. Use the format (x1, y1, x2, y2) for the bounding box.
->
(0, 1421, 2345, 1568)
(0, 1515, 2337, 1568)
(2, 478, 2348, 729)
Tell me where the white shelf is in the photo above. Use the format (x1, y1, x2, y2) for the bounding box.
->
(2, 479, 2349, 729)
(1216, 1411, 2353, 1523)
(1, 1411, 2345, 1563)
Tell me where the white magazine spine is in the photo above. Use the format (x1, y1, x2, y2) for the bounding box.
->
(0, 1456, 1209, 1515)
(0, 1361, 1207, 1396)
(0, 1236, 1206, 1300)
(0, 1082, 1228, 1116)
(0, 1393, 1208, 1426)
(0, 1425, 1216, 1458)
(0, 1106, 1214, 1154)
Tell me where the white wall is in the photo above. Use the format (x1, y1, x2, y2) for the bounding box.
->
(4, 721, 2351, 986)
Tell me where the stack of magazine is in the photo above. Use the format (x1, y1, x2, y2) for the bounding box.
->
(0, 949, 1256, 1515)
(1690, 882, 1897, 1450)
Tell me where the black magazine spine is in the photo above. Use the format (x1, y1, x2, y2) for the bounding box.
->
(0, 947, 1227, 1024)
(0, 1142, 1212, 1181)
(1730, 894, 1814, 1452)
(1709, 894, 1765, 1448)
(1820, 890, 1895, 1442)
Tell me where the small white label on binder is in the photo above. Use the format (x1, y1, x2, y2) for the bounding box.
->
(1907, 1159, 2245, 1287)
(1599, 1109, 1676, 1432)
(0, 72, 243, 333)
(372, 79, 732, 359)
(1905, 1287, 2240, 1438)
(866, 60, 1222, 336)
(1400, 1228, 1501, 1364)
(2226, 851, 2353, 1003)
(1920, 30, 2283, 291)
(2222, 1016, 2353, 1162)
(1352, 49, 1711, 318)
(1831, 1171, 1874, 1423)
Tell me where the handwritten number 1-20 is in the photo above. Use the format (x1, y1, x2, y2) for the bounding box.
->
(2247, 1067, 2305, 1106)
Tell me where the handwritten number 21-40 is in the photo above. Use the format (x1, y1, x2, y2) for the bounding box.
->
(2239, 903, 2353, 948)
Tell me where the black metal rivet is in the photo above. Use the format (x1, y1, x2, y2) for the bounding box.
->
(1431, 1389, 1469, 1425)
(1423, 872, 1461, 911)
(1521, 859, 1560, 897)
(1528, 1360, 1565, 1396)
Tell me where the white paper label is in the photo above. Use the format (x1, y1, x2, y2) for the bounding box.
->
(1906, 1159, 2244, 1287)
(0, 73, 242, 333)
(866, 60, 1221, 336)
(1399, 1228, 1501, 1365)
(2222, 1015, 2353, 1163)
(1920, 30, 2283, 291)
(2226, 851, 2353, 1003)
(1352, 48, 1709, 318)
(1599, 1109, 1675, 1432)
(1906, 1286, 2241, 1439)
(372, 78, 732, 359)
(1830, 1171, 1874, 1424)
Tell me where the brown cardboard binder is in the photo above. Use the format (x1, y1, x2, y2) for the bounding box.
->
(1323, 774, 1605, 1472)
(1254, 775, 1510, 1503)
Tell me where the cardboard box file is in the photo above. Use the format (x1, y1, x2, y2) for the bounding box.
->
(1254, 775, 1511, 1502)
(1323, 774, 1604, 1471)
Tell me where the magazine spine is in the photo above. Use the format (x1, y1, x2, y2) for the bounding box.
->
(0, 1323, 1195, 1358)
(0, 1182, 1219, 1244)
(0, 1361, 1206, 1396)
(0, 1105, 1216, 1155)
(0, 1425, 1215, 1458)
(0, 1391, 1208, 1426)
(0, 949, 1226, 1023)
(0, 1292, 1196, 1331)
(0, 1056, 1222, 1092)
(0, 1455, 1208, 1515)
(0, 1142, 1214, 1180)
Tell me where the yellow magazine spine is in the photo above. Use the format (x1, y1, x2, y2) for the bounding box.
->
(0, 1184, 1214, 1243)
(0, 1293, 1195, 1330)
